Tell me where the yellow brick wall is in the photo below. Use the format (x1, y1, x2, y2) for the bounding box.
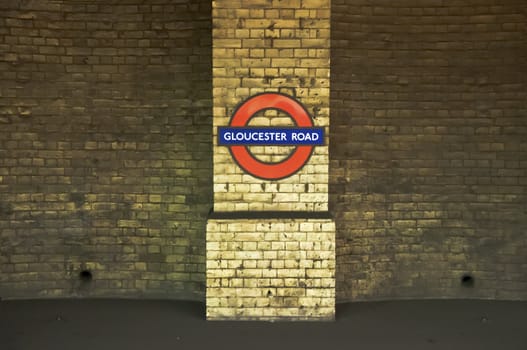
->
(208, 0, 335, 321)
(207, 218, 335, 320)
(212, 0, 331, 212)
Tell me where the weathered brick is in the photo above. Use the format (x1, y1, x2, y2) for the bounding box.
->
(332, 0, 527, 302)
(207, 218, 335, 320)
(0, 0, 212, 301)
(1, 0, 525, 312)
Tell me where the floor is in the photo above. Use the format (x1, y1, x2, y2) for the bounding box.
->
(0, 299, 525, 350)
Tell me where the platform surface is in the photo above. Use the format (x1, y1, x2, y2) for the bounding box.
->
(0, 299, 525, 350)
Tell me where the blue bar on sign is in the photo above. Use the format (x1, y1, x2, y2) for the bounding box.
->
(218, 127, 325, 146)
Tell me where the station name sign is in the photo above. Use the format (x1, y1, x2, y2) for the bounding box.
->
(218, 127, 324, 146)
(218, 92, 324, 180)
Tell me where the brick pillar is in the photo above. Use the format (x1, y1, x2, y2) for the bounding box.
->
(207, 0, 335, 321)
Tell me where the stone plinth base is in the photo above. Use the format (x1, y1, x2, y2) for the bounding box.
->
(206, 216, 335, 321)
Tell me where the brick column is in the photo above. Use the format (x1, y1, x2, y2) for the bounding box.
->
(207, 0, 335, 321)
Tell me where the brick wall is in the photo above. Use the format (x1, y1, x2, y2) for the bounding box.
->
(0, 0, 212, 299)
(1, 0, 526, 304)
(208, 0, 335, 321)
(207, 218, 335, 320)
(212, 0, 331, 212)
(331, 0, 527, 301)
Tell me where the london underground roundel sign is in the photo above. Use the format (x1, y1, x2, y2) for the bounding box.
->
(218, 93, 324, 180)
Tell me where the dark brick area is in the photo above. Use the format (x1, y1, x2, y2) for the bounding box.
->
(0, 0, 212, 299)
(331, 0, 527, 300)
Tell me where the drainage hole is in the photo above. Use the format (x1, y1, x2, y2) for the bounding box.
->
(80, 270, 93, 282)
(461, 274, 474, 287)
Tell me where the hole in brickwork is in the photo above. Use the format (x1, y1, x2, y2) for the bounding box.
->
(267, 290, 273, 297)
(461, 274, 474, 287)
(80, 270, 93, 283)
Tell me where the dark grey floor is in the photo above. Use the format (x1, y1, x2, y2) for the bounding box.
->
(0, 299, 526, 350)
